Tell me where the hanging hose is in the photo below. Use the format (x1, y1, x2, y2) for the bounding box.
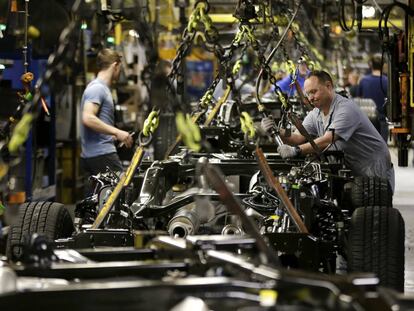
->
(338, 0, 355, 32)
(254, 2, 301, 107)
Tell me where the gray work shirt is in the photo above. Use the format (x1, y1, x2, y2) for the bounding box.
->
(80, 78, 117, 158)
(302, 94, 394, 191)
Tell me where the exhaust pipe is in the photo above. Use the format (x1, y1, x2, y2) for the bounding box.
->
(221, 215, 243, 235)
(221, 224, 243, 235)
(168, 206, 200, 238)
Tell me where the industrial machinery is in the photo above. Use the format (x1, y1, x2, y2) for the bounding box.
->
(0, 1, 412, 310)
(0, 230, 413, 310)
(1, 232, 413, 311)
(6, 136, 403, 291)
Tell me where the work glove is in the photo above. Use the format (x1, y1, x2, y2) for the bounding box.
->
(277, 144, 300, 159)
(261, 116, 276, 134)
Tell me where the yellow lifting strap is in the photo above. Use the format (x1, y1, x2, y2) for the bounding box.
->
(175, 112, 201, 152)
(123, 146, 145, 187)
(93, 109, 160, 228)
(204, 85, 231, 126)
(142, 110, 159, 137)
(240, 112, 255, 139)
(8, 113, 33, 154)
(92, 145, 145, 229)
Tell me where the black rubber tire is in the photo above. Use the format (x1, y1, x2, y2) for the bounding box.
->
(350, 176, 392, 208)
(348, 206, 405, 291)
(6, 201, 74, 261)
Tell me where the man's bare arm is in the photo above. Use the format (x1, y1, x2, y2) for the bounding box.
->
(82, 101, 133, 148)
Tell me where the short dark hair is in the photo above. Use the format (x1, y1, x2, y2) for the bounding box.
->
(96, 48, 122, 71)
(370, 54, 382, 71)
(307, 70, 333, 84)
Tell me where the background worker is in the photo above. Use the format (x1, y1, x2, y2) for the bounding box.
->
(356, 54, 389, 142)
(273, 59, 309, 96)
(80, 48, 133, 176)
(262, 70, 394, 192)
(346, 70, 359, 98)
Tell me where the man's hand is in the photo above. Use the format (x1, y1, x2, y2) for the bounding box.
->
(116, 130, 133, 148)
(277, 144, 300, 158)
(261, 116, 276, 134)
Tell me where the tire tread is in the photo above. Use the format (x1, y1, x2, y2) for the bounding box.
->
(348, 206, 405, 291)
(6, 201, 73, 260)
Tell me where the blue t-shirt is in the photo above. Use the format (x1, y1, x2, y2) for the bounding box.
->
(269, 72, 308, 97)
(356, 74, 388, 115)
(80, 78, 117, 158)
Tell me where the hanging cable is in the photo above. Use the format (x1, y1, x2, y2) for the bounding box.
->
(338, 0, 355, 32)
(254, 1, 302, 107)
(379, 2, 414, 45)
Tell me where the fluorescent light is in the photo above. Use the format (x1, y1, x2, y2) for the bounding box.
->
(362, 5, 376, 18)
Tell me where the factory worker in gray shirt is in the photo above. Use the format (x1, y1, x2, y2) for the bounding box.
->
(262, 70, 394, 192)
(80, 48, 133, 176)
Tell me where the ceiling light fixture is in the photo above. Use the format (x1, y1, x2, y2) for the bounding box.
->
(362, 5, 376, 18)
